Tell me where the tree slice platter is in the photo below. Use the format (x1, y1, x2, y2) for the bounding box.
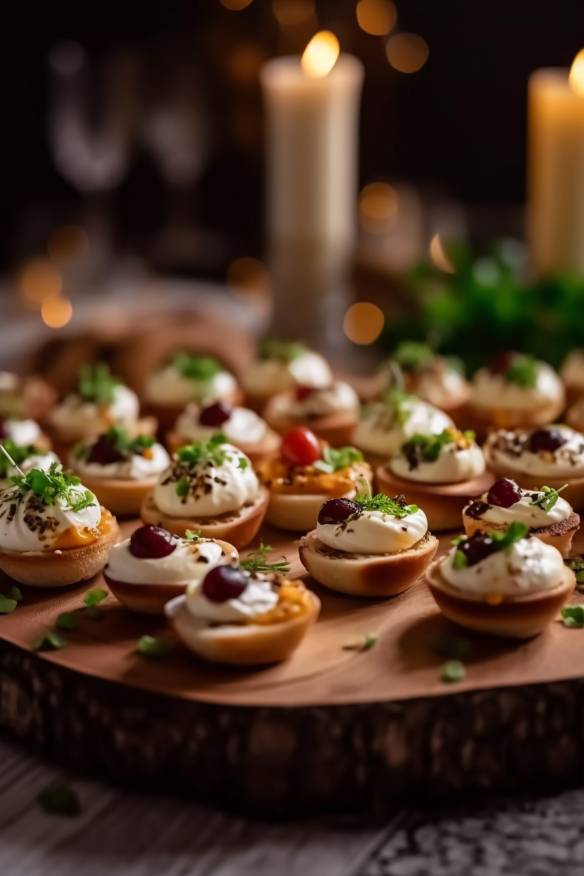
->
(1, 520, 584, 815)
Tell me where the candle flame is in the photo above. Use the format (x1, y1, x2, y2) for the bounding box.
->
(301, 31, 340, 78)
(569, 49, 584, 96)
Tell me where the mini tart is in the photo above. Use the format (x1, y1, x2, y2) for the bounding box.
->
(167, 425, 280, 465)
(0, 509, 119, 588)
(462, 510, 580, 555)
(165, 579, 320, 665)
(0, 374, 56, 421)
(140, 488, 269, 549)
(484, 455, 584, 512)
(258, 459, 371, 532)
(104, 539, 239, 615)
(73, 474, 157, 518)
(263, 403, 357, 447)
(426, 559, 575, 640)
(376, 466, 495, 532)
(51, 417, 157, 459)
(147, 393, 243, 437)
(299, 530, 438, 597)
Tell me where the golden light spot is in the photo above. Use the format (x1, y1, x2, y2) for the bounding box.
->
(429, 234, 455, 274)
(343, 302, 385, 345)
(569, 49, 584, 96)
(18, 258, 62, 308)
(41, 296, 73, 329)
(228, 44, 266, 84)
(47, 225, 89, 264)
(227, 257, 270, 296)
(358, 182, 398, 234)
(301, 31, 340, 78)
(386, 33, 429, 74)
(219, 0, 253, 10)
(356, 0, 396, 37)
(273, 0, 315, 27)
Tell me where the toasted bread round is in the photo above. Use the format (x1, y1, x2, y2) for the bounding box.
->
(263, 401, 357, 447)
(104, 539, 238, 614)
(140, 488, 269, 549)
(462, 509, 580, 555)
(299, 530, 438, 597)
(166, 427, 280, 465)
(165, 588, 320, 665)
(0, 510, 119, 588)
(375, 466, 495, 531)
(426, 559, 575, 639)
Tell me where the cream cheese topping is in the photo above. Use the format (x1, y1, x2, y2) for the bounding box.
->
(243, 351, 332, 397)
(185, 573, 278, 623)
(485, 427, 584, 478)
(0, 482, 101, 552)
(441, 538, 565, 596)
(49, 385, 139, 437)
(106, 535, 233, 585)
(390, 440, 485, 484)
(2, 450, 61, 482)
(0, 419, 43, 446)
(561, 350, 584, 390)
(72, 442, 170, 481)
(354, 397, 453, 457)
(154, 444, 259, 517)
(268, 381, 359, 421)
(145, 365, 237, 407)
(471, 362, 563, 411)
(175, 404, 267, 445)
(317, 506, 428, 555)
(470, 486, 573, 529)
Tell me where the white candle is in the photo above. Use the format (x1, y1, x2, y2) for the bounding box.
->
(261, 33, 364, 251)
(528, 51, 584, 276)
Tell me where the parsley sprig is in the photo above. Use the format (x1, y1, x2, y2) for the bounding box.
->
(401, 428, 475, 467)
(354, 492, 418, 518)
(529, 484, 567, 513)
(452, 521, 528, 570)
(313, 446, 363, 473)
(174, 435, 248, 497)
(0, 439, 44, 478)
(78, 363, 120, 405)
(75, 426, 155, 461)
(393, 340, 433, 371)
(258, 338, 306, 362)
(173, 352, 222, 381)
(10, 463, 95, 512)
(240, 542, 290, 575)
(505, 354, 538, 389)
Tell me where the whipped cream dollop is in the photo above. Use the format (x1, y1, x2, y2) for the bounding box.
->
(0, 482, 101, 551)
(390, 434, 485, 484)
(154, 444, 259, 517)
(72, 442, 170, 481)
(175, 404, 267, 446)
(49, 385, 139, 437)
(561, 350, 584, 390)
(268, 381, 359, 420)
(486, 427, 584, 478)
(471, 362, 563, 411)
(185, 572, 278, 623)
(243, 351, 332, 397)
(317, 506, 428, 554)
(468, 485, 573, 529)
(106, 535, 233, 585)
(354, 397, 453, 457)
(145, 364, 237, 407)
(0, 419, 43, 445)
(441, 537, 565, 596)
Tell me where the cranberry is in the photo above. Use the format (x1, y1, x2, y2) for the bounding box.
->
(464, 501, 490, 520)
(199, 401, 232, 427)
(488, 352, 518, 375)
(202, 565, 248, 602)
(281, 426, 321, 466)
(528, 428, 567, 454)
(86, 433, 126, 465)
(318, 497, 360, 526)
(129, 525, 177, 559)
(295, 384, 316, 402)
(457, 532, 499, 567)
(486, 478, 522, 508)
(0, 419, 6, 439)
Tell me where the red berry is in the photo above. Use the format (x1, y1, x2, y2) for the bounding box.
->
(86, 433, 126, 465)
(281, 427, 321, 466)
(295, 385, 315, 402)
(129, 525, 177, 559)
(487, 478, 522, 508)
(464, 501, 490, 520)
(199, 401, 232, 427)
(318, 498, 359, 525)
(458, 532, 499, 567)
(528, 428, 567, 454)
(202, 565, 248, 602)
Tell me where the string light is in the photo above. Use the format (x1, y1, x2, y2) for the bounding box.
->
(355, 0, 396, 37)
(343, 302, 385, 345)
(358, 182, 398, 234)
(41, 296, 73, 329)
(386, 33, 429, 74)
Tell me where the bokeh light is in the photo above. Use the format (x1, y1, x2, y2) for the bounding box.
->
(429, 234, 456, 274)
(47, 225, 89, 264)
(355, 0, 396, 37)
(219, 0, 253, 10)
(569, 49, 584, 96)
(358, 182, 398, 234)
(41, 296, 73, 329)
(343, 302, 385, 345)
(385, 33, 429, 73)
(18, 258, 62, 308)
(301, 31, 340, 78)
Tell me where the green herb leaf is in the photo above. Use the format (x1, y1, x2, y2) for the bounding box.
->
(137, 635, 174, 658)
(393, 340, 433, 371)
(383, 388, 413, 425)
(56, 612, 79, 631)
(313, 445, 364, 474)
(530, 484, 567, 513)
(565, 556, 584, 589)
(33, 630, 67, 651)
(184, 529, 203, 542)
(241, 542, 290, 575)
(176, 434, 229, 469)
(440, 659, 466, 683)
(258, 338, 307, 362)
(0, 594, 18, 614)
(10, 463, 96, 513)
(37, 781, 81, 817)
(175, 477, 190, 498)
(8, 585, 22, 603)
(238, 456, 249, 470)
(431, 635, 472, 661)
(505, 354, 538, 389)
(0, 439, 45, 478)
(342, 632, 378, 652)
(489, 521, 529, 550)
(400, 428, 474, 468)
(561, 604, 584, 628)
(78, 363, 120, 405)
(354, 492, 418, 518)
(452, 550, 468, 570)
(83, 588, 107, 614)
(172, 352, 222, 381)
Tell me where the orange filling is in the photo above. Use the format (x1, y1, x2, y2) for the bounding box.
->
(252, 580, 313, 625)
(258, 459, 368, 497)
(53, 508, 114, 549)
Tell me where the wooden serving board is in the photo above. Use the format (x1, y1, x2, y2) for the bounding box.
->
(1, 520, 584, 815)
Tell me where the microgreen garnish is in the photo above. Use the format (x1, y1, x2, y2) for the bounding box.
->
(176, 478, 190, 497)
(78, 362, 120, 405)
(33, 630, 67, 651)
(174, 435, 233, 496)
(0, 439, 43, 478)
(137, 634, 174, 658)
(393, 340, 433, 371)
(452, 550, 468, 570)
(383, 388, 413, 425)
(184, 529, 203, 542)
(565, 557, 584, 590)
(240, 542, 290, 575)
(529, 484, 567, 513)
(505, 354, 538, 389)
(440, 659, 466, 683)
(313, 446, 363, 474)
(354, 492, 418, 518)
(105, 427, 155, 456)
(7, 585, 22, 602)
(431, 634, 472, 661)
(452, 522, 528, 570)
(10, 463, 95, 512)
(258, 338, 306, 362)
(55, 612, 79, 632)
(37, 781, 81, 817)
(401, 428, 475, 469)
(490, 521, 529, 549)
(238, 456, 249, 470)
(561, 604, 584, 628)
(342, 632, 378, 652)
(172, 352, 222, 381)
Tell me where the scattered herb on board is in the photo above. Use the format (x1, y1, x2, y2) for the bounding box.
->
(83, 588, 108, 618)
(240, 543, 290, 575)
(560, 605, 584, 628)
(55, 612, 79, 632)
(343, 632, 378, 652)
(440, 660, 466, 683)
(37, 781, 81, 817)
(137, 635, 174, 658)
(33, 630, 67, 652)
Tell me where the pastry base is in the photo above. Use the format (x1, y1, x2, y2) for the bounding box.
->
(426, 561, 575, 639)
(166, 427, 280, 466)
(299, 531, 438, 597)
(375, 466, 495, 531)
(75, 474, 157, 518)
(140, 488, 269, 549)
(462, 511, 581, 555)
